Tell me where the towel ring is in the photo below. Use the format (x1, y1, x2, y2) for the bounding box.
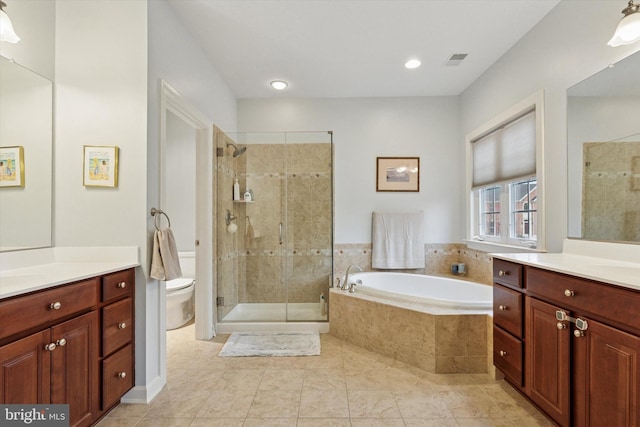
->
(150, 207, 171, 230)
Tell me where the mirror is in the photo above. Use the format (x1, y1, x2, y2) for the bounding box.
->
(0, 56, 53, 251)
(567, 51, 640, 243)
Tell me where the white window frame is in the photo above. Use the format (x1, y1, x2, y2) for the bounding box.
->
(465, 91, 545, 252)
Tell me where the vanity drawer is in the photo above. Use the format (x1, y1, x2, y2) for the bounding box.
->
(102, 269, 134, 302)
(0, 279, 99, 341)
(102, 297, 133, 356)
(493, 259, 523, 289)
(493, 325, 523, 386)
(102, 343, 133, 410)
(526, 267, 640, 333)
(493, 284, 523, 338)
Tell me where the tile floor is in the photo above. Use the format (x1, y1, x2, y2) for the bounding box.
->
(97, 323, 554, 427)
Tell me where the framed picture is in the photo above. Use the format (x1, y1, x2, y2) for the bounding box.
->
(83, 145, 119, 187)
(0, 146, 25, 188)
(376, 156, 420, 192)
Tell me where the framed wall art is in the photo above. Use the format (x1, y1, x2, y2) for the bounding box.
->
(376, 156, 420, 192)
(83, 145, 119, 187)
(0, 146, 25, 188)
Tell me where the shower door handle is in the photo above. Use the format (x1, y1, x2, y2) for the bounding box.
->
(279, 222, 283, 245)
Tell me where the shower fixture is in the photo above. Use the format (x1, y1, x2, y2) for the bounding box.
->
(226, 142, 247, 157)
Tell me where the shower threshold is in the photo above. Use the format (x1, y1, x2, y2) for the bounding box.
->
(222, 302, 327, 322)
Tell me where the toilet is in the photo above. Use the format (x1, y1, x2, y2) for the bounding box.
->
(165, 251, 195, 330)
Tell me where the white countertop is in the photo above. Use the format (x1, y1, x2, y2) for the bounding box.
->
(493, 240, 640, 291)
(0, 247, 139, 299)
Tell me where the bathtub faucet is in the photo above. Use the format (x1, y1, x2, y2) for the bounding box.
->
(342, 265, 363, 290)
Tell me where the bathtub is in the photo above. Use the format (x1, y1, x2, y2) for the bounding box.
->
(348, 271, 492, 311)
(329, 271, 492, 374)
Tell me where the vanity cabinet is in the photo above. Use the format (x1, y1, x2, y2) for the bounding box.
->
(0, 268, 135, 427)
(493, 260, 640, 427)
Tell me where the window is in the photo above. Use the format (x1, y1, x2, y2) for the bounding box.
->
(466, 91, 543, 250)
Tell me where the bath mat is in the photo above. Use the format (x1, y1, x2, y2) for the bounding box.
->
(218, 331, 320, 357)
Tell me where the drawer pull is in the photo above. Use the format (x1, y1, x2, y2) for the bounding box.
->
(557, 322, 567, 330)
(117, 282, 127, 289)
(118, 322, 127, 329)
(498, 270, 509, 277)
(498, 305, 507, 311)
(56, 338, 67, 347)
(574, 330, 585, 338)
(44, 343, 56, 351)
(564, 289, 575, 297)
(50, 301, 62, 310)
(117, 372, 127, 379)
(499, 350, 507, 357)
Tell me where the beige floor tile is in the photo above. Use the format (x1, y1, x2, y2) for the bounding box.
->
(404, 419, 461, 426)
(217, 369, 264, 390)
(455, 419, 514, 426)
(299, 388, 350, 418)
(144, 394, 209, 418)
(95, 418, 142, 427)
(136, 418, 193, 427)
(395, 390, 454, 419)
(268, 356, 308, 369)
(242, 418, 298, 427)
(196, 389, 255, 418)
(188, 418, 244, 427)
(247, 390, 301, 418)
(259, 368, 305, 390)
(348, 390, 402, 419)
(302, 368, 346, 391)
(349, 419, 405, 426)
(296, 419, 350, 427)
(102, 403, 151, 419)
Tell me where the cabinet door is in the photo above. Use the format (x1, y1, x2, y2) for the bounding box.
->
(573, 317, 640, 427)
(0, 330, 51, 404)
(525, 297, 571, 427)
(50, 311, 99, 427)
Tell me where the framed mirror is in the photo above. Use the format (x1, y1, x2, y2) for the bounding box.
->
(0, 57, 53, 251)
(567, 51, 640, 243)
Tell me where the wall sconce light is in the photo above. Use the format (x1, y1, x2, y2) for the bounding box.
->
(0, 0, 20, 43)
(608, 0, 640, 47)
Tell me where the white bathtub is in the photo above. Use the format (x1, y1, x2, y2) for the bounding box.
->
(348, 272, 492, 310)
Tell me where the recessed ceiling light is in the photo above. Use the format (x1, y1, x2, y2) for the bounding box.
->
(270, 80, 288, 90)
(404, 59, 421, 69)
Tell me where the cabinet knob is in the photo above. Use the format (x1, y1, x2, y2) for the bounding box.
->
(498, 270, 509, 277)
(574, 330, 585, 338)
(44, 343, 56, 351)
(499, 350, 507, 357)
(50, 301, 62, 310)
(557, 322, 567, 330)
(498, 305, 507, 311)
(117, 282, 127, 289)
(118, 322, 127, 329)
(117, 372, 127, 379)
(56, 338, 67, 347)
(564, 289, 575, 297)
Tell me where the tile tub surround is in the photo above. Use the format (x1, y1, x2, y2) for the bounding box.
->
(334, 243, 493, 286)
(98, 322, 553, 426)
(329, 290, 488, 374)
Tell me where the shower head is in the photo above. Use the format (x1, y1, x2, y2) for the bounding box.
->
(226, 142, 247, 157)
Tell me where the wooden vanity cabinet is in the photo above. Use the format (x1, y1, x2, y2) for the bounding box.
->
(493, 260, 640, 427)
(0, 268, 135, 427)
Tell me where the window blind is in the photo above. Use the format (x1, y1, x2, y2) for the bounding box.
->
(472, 110, 536, 189)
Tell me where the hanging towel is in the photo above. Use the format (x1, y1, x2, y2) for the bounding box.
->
(371, 211, 425, 269)
(150, 228, 183, 281)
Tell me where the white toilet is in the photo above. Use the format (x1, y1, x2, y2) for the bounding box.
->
(166, 251, 195, 330)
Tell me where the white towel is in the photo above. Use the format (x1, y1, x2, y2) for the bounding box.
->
(372, 211, 425, 269)
(150, 228, 183, 281)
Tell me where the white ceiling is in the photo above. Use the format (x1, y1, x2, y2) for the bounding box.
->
(167, 0, 561, 99)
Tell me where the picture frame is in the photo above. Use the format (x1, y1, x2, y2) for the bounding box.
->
(0, 146, 25, 188)
(376, 156, 420, 192)
(83, 145, 119, 187)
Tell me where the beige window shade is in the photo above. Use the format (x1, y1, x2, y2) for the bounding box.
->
(472, 110, 536, 189)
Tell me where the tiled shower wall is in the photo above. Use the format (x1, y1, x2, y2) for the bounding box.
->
(582, 141, 640, 242)
(334, 243, 493, 285)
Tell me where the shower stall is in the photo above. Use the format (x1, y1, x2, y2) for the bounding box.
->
(215, 130, 333, 328)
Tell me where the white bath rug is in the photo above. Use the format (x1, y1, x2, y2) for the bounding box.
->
(218, 331, 321, 357)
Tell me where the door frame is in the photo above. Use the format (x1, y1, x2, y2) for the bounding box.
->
(159, 80, 215, 341)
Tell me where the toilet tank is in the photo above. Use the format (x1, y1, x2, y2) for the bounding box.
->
(178, 251, 196, 278)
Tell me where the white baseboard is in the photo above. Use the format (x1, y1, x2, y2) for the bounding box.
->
(121, 375, 166, 404)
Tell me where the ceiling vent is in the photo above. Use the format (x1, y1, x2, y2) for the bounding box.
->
(444, 53, 469, 66)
